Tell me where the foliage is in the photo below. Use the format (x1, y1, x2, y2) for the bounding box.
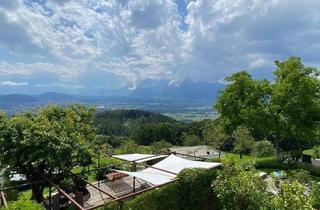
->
(272, 181, 314, 210)
(2, 195, 45, 210)
(204, 119, 228, 158)
(255, 158, 320, 176)
(215, 71, 271, 138)
(134, 122, 184, 145)
(94, 109, 178, 137)
(182, 133, 202, 146)
(312, 146, 320, 159)
(116, 139, 139, 154)
(253, 140, 274, 158)
(0, 105, 95, 202)
(151, 140, 172, 154)
(103, 169, 219, 210)
(288, 169, 312, 184)
(232, 126, 255, 158)
(215, 57, 320, 157)
(278, 152, 296, 166)
(311, 181, 320, 209)
(213, 160, 270, 210)
(270, 57, 320, 155)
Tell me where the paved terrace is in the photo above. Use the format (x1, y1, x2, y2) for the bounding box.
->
(84, 176, 146, 209)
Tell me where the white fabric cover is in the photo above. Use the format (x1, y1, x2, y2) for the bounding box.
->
(113, 154, 168, 163)
(115, 154, 221, 185)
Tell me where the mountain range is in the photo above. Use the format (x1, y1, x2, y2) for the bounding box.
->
(0, 80, 224, 105)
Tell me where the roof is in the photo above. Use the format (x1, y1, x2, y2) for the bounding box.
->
(113, 153, 168, 163)
(115, 154, 221, 185)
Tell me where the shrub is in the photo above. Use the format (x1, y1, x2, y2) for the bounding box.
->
(2, 195, 45, 210)
(151, 140, 172, 154)
(213, 160, 270, 210)
(103, 168, 219, 210)
(272, 181, 313, 210)
(288, 169, 312, 184)
(278, 152, 296, 166)
(312, 146, 320, 159)
(311, 181, 320, 209)
(253, 140, 274, 158)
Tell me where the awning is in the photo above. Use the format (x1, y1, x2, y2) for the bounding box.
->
(114, 154, 221, 185)
(113, 153, 168, 163)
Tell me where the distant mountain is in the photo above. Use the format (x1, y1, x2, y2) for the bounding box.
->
(0, 80, 224, 109)
(128, 79, 224, 102)
(37, 92, 76, 103)
(0, 94, 38, 104)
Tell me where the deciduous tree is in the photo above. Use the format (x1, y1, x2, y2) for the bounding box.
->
(0, 105, 95, 202)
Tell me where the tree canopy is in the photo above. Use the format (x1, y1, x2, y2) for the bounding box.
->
(215, 57, 320, 156)
(0, 105, 96, 202)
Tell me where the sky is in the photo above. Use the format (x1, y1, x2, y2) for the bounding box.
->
(0, 0, 320, 95)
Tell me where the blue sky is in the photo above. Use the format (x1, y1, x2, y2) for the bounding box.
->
(0, 0, 320, 94)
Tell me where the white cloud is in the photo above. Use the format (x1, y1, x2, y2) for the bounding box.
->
(0, 0, 319, 94)
(1, 80, 28, 86)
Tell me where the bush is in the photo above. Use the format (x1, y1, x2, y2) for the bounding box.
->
(272, 181, 313, 210)
(103, 168, 219, 210)
(151, 140, 172, 154)
(2, 195, 45, 210)
(253, 140, 274, 158)
(213, 160, 270, 210)
(312, 146, 320, 159)
(311, 181, 320, 209)
(278, 152, 296, 166)
(288, 169, 312, 184)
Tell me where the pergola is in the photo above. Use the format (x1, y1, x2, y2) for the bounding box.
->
(0, 153, 221, 210)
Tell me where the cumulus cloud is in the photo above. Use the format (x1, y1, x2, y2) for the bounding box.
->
(0, 0, 319, 94)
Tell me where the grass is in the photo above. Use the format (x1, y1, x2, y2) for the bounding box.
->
(303, 149, 314, 156)
(219, 151, 320, 181)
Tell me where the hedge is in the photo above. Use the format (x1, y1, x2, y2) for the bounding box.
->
(102, 168, 219, 210)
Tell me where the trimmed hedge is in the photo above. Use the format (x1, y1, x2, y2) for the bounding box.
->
(102, 168, 219, 210)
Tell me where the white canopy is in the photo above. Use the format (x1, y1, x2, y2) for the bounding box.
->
(113, 153, 168, 163)
(115, 154, 221, 185)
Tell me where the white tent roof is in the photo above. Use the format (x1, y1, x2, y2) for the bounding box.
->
(113, 153, 168, 163)
(115, 154, 221, 185)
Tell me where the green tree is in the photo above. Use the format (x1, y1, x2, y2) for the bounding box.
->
(151, 140, 172, 154)
(0, 105, 95, 202)
(215, 71, 271, 138)
(232, 126, 255, 158)
(213, 160, 270, 210)
(272, 181, 314, 210)
(270, 57, 320, 157)
(118, 139, 138, 154)
(204, 119, 228, 158)
(182, 133, 202, 146)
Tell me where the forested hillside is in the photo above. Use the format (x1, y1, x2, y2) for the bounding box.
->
(94, 109, 178, 136)
(93, 109, 208, 146)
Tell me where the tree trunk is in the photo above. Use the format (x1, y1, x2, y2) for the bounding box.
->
(218, 150, 221, 159)
(31, 182, 44, 203)
(240, 151, 243, 159)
